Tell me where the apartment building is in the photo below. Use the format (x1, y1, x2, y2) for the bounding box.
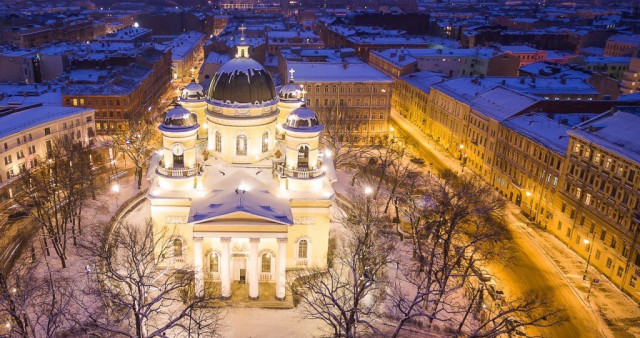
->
(370, 48, 520, 79)
(604, 35, 640, 57)
(0, 104, 95, 200)
(62, 47, 171, 134)
(168, 31, 206, 81)
(289, 61, 393, 144)
(551, 107, 640, 299)
(621, 53, 640, 94)
(391, 71, 444, 134)
(500, 45, 547, 67)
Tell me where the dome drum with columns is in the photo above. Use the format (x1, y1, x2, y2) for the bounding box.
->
(147, 27, 336, 302)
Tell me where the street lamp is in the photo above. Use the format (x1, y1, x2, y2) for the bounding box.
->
(583, 232, 595, 280)
(364, 186, 373, 195)
(112, 183, 120, 209)
(459, 144, 466, 172)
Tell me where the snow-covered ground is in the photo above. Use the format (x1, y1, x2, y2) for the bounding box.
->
(223, 308, 325, 337)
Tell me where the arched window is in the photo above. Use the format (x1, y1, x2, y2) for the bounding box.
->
(236, 134, 247, 156)
(173, 238, 183, 259)
(215, 131, 222, 152)
(298, 239, 308, 259)
(209, 252, 219, 272)
(261, 253, 271, 272)
(262, 131, 269, 153)
(298, 145, 309, 168)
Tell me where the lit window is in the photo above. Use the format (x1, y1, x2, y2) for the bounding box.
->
(261, 253, 271, 272)
(236, 134, 247, 156)
(298, 239, 308, 259)
(215, 131, 222, 152)
(173, 238, 183, 258)
(262, 131, 269, 153)
(209, 252, 219, 272)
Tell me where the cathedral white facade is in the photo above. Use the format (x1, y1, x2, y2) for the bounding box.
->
(146, 39, 336, 301)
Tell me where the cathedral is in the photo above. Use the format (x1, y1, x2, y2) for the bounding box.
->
(146, 34, 336, 301)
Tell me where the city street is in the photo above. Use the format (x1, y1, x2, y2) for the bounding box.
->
(389, 110, 614, 337)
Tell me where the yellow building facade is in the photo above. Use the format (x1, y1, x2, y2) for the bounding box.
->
(147, 41, 335, 301)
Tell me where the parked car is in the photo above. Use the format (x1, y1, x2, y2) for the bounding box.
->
(410, 157, 425, 165)
(472, 265, 492, 282)
(486, 281, 504, 301)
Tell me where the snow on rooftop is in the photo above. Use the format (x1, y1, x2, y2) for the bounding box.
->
(470, 87, 538, 121)
(64, 65, 152, 96)
(583, 56, 631, 64)
(289, 62, 393, 83)
(432, 77, 499, 101)
(606, 34, 640, 46)
(190, 168, 293, 225)
(502, 113, 591, 155)
(0, 105, 92, 139)
(569, 109, 640, 165)
(400, 71, 445, 93)
(96, 26, 151, 41)
(167, 31, 205, 60)
(500, 45, 540, 53)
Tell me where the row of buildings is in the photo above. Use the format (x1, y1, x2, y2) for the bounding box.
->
(391, 71, 640, 301)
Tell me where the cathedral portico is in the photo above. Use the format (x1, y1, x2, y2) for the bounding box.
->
(193, 234, 288, 300)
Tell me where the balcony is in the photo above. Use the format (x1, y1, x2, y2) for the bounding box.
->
(157, 163, 201, 177)
(296, 258, 308, 267)
(260, 272, 273, 281)
(274, 161, 325, 179)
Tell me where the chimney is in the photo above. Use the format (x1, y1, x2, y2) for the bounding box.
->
(437, 49, 443, 54)
(343, 62, 348, 69)
(519, 77, 525, 84)
(399, 54, 405, 62)
(561, 78, 566, 84)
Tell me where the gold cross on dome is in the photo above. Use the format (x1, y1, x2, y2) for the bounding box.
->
(300, 86, 307, 98)
(288, 68, 295, 82)
(239, 24, 247, 41)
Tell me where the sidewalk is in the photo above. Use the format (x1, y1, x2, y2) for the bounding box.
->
(391, 110, 640, 337)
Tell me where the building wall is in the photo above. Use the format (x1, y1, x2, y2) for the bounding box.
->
(391, 78, 429, 133)
(551, 136, 640, 299)
(621, 57, 640, 94)
(367, 53, 418, 78)
(604, 41, 639, 57)
(300, 81, 392, 144)
(0, 107, 95, 200)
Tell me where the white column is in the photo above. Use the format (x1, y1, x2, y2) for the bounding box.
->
(276, 238, 288, 300)
(220, 237, 231, 298)
(193, 237, 204, 297)
(249, 238, 260, 299)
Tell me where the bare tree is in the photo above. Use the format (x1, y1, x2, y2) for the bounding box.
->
(81, 220, 224, 338)
(291, 189, 394, 338)
(107, 119, 159, 189)
(385, 171, 565, 336)
(315, 106, 372, 170)
(0, 254, 76, 338)
(16, 137, 97, 267)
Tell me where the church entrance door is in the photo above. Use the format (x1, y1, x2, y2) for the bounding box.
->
(232, 255, 247, 283)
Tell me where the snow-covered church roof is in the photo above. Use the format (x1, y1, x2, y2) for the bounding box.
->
(189, 168, 293, 225)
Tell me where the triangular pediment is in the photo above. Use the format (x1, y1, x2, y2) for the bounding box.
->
(190, 209, 293, 226)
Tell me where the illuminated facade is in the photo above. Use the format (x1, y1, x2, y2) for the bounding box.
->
(147, 38, 335, 301)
